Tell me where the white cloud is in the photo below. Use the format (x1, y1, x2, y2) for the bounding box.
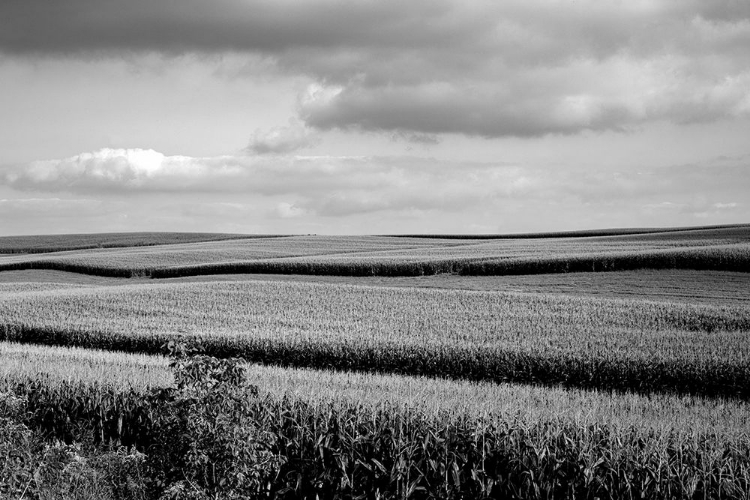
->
(1, 148, 247, 192)
(714, 202, 738, 209)
(272, 202, 307, 219)
(2, 149, 749, 226)
(246, 119, 320, 155)
(1, 147, 748, 234)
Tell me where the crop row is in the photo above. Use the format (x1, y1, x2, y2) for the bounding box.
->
(5, 323, 749, 401)
(4, 341, 750, 437)
(2, 280, 749, 398)
(1, 228, 748, 279)
(3, 269, 749, 307)
(1, 241, 748, 279)
(4, 369, 750, 499)
(148, 244, 750, 279)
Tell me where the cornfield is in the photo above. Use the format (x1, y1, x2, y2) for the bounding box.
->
(1, 227, 748, 278)
(3, 342, 750, 499)
(2, 280, 749, 398)
(2, 227, 750, 497)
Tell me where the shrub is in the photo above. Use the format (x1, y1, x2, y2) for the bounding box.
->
(147, 341, 284, 499)
(0, 392, 38, 498)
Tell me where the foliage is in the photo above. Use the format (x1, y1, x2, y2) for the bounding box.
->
(1, 391, 147, 500)
(0, 391, 37, 498)
(5, 380, 750, 499)
(145, 341, 284, 499)
(31, 442, 147, 500)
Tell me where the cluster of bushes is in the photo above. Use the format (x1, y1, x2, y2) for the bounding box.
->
(3, 344, 750, 499)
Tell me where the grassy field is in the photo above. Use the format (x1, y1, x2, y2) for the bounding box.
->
(2, 278, 749, 398)
(1, 225, 748, 278)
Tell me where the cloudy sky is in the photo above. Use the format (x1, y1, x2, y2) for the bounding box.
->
(1, 0, 749, 236)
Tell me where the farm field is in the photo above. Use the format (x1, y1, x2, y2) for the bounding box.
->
(1, 224, 749, 278)
(0, 231, 274, 254)
(2, 278, 750, 398)
(2, 267, 750, 305)
(2, 341, 750, 498)
(3, 341, 750, 436)
(2, 227, 750, 498)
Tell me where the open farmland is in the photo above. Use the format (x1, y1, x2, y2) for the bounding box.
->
(2, 279, 749, 398)
(1, 225, 749, 278)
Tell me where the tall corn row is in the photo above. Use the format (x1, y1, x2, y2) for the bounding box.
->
(6, 379, 750, 499)
(3, 322, 749, 400)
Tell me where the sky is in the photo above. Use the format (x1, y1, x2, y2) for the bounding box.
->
(1, 0, 749, 236)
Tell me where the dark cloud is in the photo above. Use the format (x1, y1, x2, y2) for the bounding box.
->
(0, 0, 475, 56)
(300, 82, 639, 137)
(2, 0, 749, 137)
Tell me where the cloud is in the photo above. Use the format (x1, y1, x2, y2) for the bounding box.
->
(271, 202, 307, 219)
(0, 149, 527, 205)
(2, 1, 749, 138)
(0, 197, 113, 216)
(246, 119, 320, 155)
(390, 131, 440, 146)
(1, 149, 748, 234)
(2, 149, 749, 225)
(0, 149, 234, 192)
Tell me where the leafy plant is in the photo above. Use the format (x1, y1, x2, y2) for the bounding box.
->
(147, 340, 284, 499)
(0, 392, 38, 498)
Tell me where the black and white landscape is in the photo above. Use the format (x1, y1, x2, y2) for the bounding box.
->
(1, 1, 750, 499)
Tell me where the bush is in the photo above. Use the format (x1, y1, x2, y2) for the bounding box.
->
(147, 341, 284, 499)
(1, 392, 38, 498)
(2, 391, 147, 499)
(33, 441, 147, 500)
